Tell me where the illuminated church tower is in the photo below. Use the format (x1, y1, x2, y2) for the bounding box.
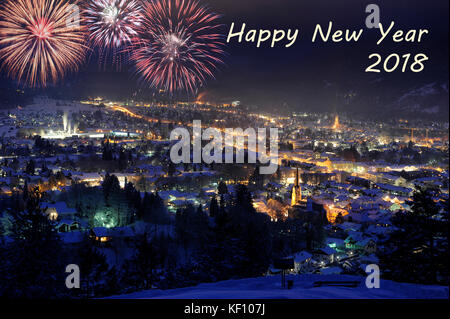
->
(291, 168, 302, 206)
(332, 114, 340, 130)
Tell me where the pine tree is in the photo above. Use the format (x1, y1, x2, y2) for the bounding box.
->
(102, 173, 121, 204)
(141, 192, 169, 225)
(140, 192, 152, 222)
(193, 205, 210, 249)
(218, 184, 272, 277)
(133, 233, 158, 290)
(77, 235, 109, 297)
(118, 148, 128, 171)
(167, 161, 176, 177)
(25, 159, 35, 175)
(175, 206, 194, 260)
(22, 180, 29, 202)
(218, 181, 228, 195)
(379, 189, 449, 284)
(4, 187, 66, 297)
(152, 192, 169, 224)
(335, 212, 344, 224)
(102, 141, 113, 161)
(209, 196, 219, 218)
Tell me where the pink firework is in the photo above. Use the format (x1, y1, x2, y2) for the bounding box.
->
(131, 0, 225, 94)
(84, 0, 143, 64)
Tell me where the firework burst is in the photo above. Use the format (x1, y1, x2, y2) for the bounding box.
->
(0, 0, 87, 87)
(131, 0, 225, 94)
(84, 0, 143, 49)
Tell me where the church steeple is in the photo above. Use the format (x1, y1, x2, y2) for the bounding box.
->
(291, 168, 302, 206)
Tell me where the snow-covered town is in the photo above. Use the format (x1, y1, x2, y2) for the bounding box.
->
(0, 96, 448, 298)
(0, 0, 448, 309)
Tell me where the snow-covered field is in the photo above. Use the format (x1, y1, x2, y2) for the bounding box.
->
(108, 274, 449, 299)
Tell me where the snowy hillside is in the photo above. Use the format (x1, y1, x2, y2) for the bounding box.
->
(108, 274, 449, 299)
(394, 82, 449, 116)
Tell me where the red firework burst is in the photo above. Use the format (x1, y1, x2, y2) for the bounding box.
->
(131, 0, 225, 94)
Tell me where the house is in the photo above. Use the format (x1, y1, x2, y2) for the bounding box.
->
(345, 211, 372, 224)
(337, 222, 362, 233)
(377, 173, 409, 187)
(293, 251, 312, 273)
(412, 176, 443, 191)
(344, 231, 364, 249)
(312, 247, 337, 265)
(55, 219, 81, 233)
(71, 172, 103, 186)
(324, 204, 349, 223)
(90, 226, 137, 244)
(345, 234, 377, 255)
(90, 227, 112, 243)
(374, 183, 413, 197)
(357, 238, 377, 255)
(43, 201, 77, 221)
(325, 237, 346, 252)
(326, 225, 347, 239)
(366, 224, 392, 239)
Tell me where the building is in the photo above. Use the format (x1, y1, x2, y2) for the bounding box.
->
(332, 114, 341, 130)
(90, 227, 112, 243)
(291, 168, 302, 206)
(43, 202, 77, 221)
(293, 251, 312, 273)
(56, 220, 81, 233)
(312, 247, 338, 265)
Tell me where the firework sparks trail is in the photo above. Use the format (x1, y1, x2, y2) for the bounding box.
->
(131, 0, 225, 94)
(0, 0, 87, 87)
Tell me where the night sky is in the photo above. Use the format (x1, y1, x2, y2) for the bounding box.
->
(0, 0, 448, 114)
